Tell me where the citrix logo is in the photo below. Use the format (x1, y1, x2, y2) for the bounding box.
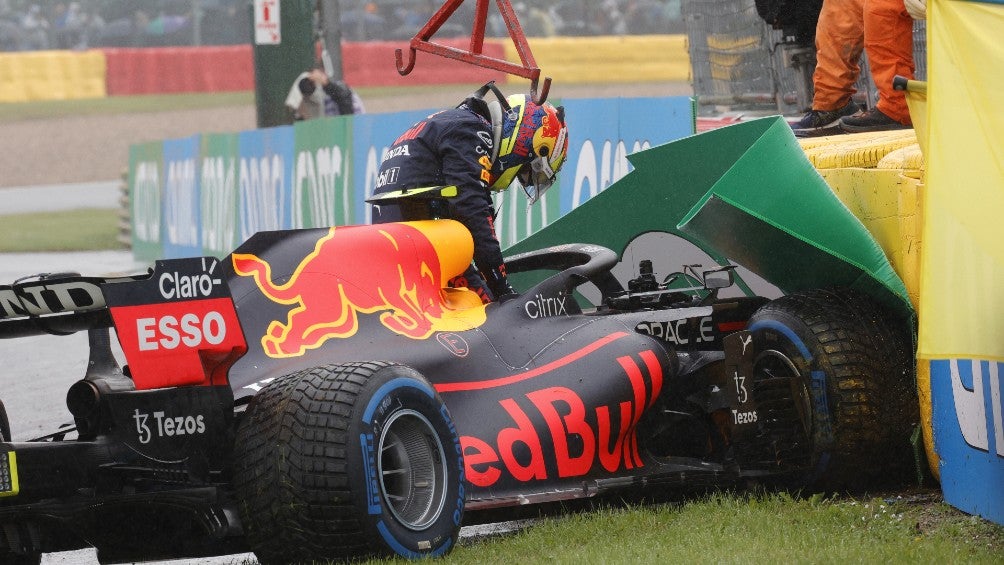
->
(523, 292, 568, 319)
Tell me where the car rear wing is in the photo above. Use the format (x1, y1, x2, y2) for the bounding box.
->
(0, 257, 248, 390)
(0, 272, 144, 339)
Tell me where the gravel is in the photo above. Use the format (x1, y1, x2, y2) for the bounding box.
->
(0, 82, 692, 188)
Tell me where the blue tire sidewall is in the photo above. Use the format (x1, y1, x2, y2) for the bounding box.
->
(749, 317, 836, 478)
(348, 366, 465, 558)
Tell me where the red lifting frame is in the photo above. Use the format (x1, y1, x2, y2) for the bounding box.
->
(395, 0, 551, 104)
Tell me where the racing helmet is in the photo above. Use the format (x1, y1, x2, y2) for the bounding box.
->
(491, 94, 569, 204)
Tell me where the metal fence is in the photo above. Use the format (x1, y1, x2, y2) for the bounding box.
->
(683, 0, 927, 116)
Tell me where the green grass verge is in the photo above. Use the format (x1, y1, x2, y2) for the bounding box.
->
(366, 492, 1003, 564)
(0, 209, 122, 252)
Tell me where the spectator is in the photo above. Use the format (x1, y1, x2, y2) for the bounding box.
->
(370, 84, 569, 303)
(838, 0, 915, 132)
(790, 0, 865, 135)
(0, 15, 22, 51)
(792, 0, 915, 135)
(341, 2, 387, 41)
(19, 4, 48, 50)
(516, 2, 557, 37)
(286, 69, 364, 121)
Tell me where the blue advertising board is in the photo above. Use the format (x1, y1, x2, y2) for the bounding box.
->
(931, 359, 1004, 524)
(162, 135, 202, 258)
(237, 126, 295, 242)
(131, 96, 694, 261)
(559, 96, 693, 213)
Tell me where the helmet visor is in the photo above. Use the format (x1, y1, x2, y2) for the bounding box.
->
(518, 155, 557, 205)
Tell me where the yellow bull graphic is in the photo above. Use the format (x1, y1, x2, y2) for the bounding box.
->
(233, 221, 487, 358)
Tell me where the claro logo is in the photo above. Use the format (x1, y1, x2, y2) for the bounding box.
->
(158, 269, 222, 300)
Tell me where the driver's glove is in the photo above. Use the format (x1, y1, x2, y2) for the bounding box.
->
(483, 264, 518, 302)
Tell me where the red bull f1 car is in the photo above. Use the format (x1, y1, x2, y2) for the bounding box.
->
(0, 218, 918, 564)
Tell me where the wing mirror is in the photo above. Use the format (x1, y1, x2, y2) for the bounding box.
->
(703, 266, 735, 290)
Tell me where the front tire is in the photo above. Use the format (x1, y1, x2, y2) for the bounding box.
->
(234, 362, 464, 564)
(743, 288, 918, 492)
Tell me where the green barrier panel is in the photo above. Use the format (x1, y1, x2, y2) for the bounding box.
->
(674, 116, 910, 312)
(129, 141, 164, 263)
(201, 132, 240, 257)
(506, 116, 911, 316)
(292, 116, 354, 227)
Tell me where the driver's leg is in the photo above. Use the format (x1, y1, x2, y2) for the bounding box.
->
(449, 265, 493, 304)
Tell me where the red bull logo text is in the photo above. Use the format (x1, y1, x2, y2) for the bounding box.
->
(444, 346, 664, 488)
(233, 222, 486, 358)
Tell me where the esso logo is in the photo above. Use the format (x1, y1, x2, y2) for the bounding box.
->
(137, 312, 227, 351)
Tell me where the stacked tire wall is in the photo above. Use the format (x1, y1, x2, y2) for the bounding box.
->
(0, 35, 691, 103)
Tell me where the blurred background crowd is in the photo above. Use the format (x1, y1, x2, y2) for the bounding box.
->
(0, 0, 686, 52)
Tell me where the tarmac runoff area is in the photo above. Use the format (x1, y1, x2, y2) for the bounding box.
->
(0, 182, 531, 564)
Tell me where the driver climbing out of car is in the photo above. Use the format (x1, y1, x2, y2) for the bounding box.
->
(371, 82, 569, 303)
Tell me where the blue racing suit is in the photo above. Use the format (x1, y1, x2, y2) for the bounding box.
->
(371, 96, 514, 302)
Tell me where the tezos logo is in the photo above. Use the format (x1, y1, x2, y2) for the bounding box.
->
(133, 409, 206, 444)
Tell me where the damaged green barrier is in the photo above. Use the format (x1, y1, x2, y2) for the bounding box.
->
(506, 115, 912, 317)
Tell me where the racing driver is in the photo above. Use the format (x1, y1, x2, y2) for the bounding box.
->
(371, 82, 569, 303)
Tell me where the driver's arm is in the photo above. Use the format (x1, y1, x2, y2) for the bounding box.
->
(437, 121, 515, 299)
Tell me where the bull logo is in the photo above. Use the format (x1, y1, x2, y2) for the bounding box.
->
(233, 221, 487, 358)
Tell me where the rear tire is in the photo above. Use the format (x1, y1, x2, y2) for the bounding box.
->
(234, 362, 464, 564)
(743, 288, 918, 492)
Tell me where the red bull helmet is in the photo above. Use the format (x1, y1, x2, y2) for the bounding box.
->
(491, 94, 569, 204)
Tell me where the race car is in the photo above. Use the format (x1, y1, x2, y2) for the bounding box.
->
(0, 215, 917, 564)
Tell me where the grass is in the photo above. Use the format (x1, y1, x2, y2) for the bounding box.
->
(0, 209, 122, 252)
(362, 491, 1003, 565)
(219, 490, 1003, 564)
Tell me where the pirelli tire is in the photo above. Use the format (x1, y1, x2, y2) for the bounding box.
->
(234, 362, 465, 564)
(744, 287, 918, 492)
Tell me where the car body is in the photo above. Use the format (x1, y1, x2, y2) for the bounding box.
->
(0, 218, 916, 564)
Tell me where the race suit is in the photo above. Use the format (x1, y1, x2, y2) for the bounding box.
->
(371, 96, 513, 302)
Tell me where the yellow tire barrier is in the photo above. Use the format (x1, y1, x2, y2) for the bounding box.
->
(800, 130, 937, 481)
(0, 49, 106, 103)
